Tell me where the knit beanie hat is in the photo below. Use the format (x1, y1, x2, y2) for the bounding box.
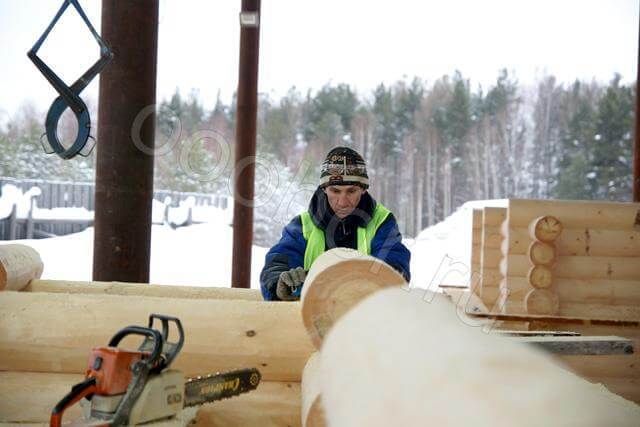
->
(319, 147, 369, 189)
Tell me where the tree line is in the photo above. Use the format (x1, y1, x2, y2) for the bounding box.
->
(0, 70, 634, 241)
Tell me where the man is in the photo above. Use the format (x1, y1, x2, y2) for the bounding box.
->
(260, 147, 411, 301)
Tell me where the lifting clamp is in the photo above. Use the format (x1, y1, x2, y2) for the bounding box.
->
(27, 0, 113, 159)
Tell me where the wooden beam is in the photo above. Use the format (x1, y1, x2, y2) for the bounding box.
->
(492, 330, 581, 337)
(24, 279, 262, 301)
(0, 291, 313, 381)
(467, 311, 640, 327)
(0, 371, 300, 426)
(512, 336, 634, 355)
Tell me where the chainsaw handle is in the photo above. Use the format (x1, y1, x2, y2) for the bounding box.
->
(108, 326, 164, 367)
(50, 377, 98, 427)
(147, 314, 184, 369)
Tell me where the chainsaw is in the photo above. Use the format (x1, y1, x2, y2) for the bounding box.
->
(50, 314, 261, 426)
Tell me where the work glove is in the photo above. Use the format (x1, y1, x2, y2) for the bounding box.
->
(276, 267, 306, 301)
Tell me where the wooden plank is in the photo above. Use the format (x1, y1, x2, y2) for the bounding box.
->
(512, 336, 635, 355)
(467, 311, 640, 327)
(492, 330, 581, 337)
(440, 287, 490, 315)
(42, 182, 52, 209)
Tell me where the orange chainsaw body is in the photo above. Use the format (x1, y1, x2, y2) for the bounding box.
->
(87, 347, 149, 396)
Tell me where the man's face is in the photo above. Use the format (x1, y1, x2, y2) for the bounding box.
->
(324, 185, 365, 219)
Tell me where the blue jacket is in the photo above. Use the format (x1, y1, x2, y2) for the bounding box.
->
(260, 188, 411, 300)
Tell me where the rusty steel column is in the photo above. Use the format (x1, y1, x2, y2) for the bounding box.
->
(231, 0, 261, 288)
(634, 11, 640, 202)
(93, 1, 159, 282)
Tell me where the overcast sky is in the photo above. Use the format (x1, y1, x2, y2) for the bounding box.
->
(0, 0, 637, 119)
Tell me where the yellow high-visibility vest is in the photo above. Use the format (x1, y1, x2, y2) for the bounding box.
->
(299, 203, 391, 270)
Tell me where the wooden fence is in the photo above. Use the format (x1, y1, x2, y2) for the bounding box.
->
(0, 177, 228, 240)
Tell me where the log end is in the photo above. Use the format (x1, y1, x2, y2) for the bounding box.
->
(301, 249, 406, 349)
(0, 244, 44, 291)
(525, 288, 560, 315)
(528, 241, 557, 266)
(527, 265, 554, 289)
(529, 216, 563, 243)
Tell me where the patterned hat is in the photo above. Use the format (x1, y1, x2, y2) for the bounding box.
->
(319, 147, 369, 189)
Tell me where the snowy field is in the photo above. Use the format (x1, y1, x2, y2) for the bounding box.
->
(1, 183, 506, 290)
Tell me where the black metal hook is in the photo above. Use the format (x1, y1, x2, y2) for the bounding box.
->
(27, 0, 112, 159)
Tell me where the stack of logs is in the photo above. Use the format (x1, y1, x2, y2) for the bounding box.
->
(467, 199, 640, 407)
(0, 244, 310, 426)
(2, 240, 640, 426)
(0, 245, 406, 426)
(470, 199, 640, 319)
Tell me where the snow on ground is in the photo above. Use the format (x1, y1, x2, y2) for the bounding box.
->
(11, 221, 268, 290)
(407, 199, 508, 290)
(1, 182, 508, 291)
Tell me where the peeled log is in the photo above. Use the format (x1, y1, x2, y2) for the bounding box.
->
(0, 372, 84, 423)
(0, 244, 43, 291)
(529, 216, 563, 243)
(508, 199, 640, 230)
(525, 288, 560, 315)
(505, 254, 640, 280)
(0, 291, 314, 381)
(24, 280, 262, 301)
(300, 248, 406, 349)
(508, 227, 640, 257)
(301, 352, 326, 427)
(527, 265, 554, 289)
(481, 207, 506, 249)
(0, 371, 300, 426)
(528, 241, 556, 266)
(480, 248, 502, 269)
(479, 268, 501, 288)
(320, 287, 640, 426)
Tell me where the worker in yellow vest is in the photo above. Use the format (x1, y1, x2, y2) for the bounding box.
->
(260, 147, 411, 301)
